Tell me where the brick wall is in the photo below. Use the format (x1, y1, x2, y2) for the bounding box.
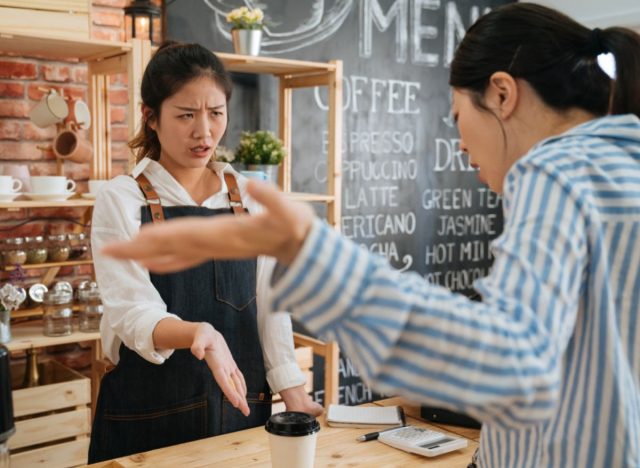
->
(0, 0, 138, 371)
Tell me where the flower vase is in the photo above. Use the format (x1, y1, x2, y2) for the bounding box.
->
(247, 164, 279, 185)
(231, 29, 262, 56)
(0, 310, 10, 345)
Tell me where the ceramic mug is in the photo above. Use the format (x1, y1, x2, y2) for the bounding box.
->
(2, 164, 31, 192)
(0, 176, 23, 194)
(64, 99, 91, 130)
(30, 176, 76, 194)
(52, 125, 93, 163)
(29, 90, 69, 128)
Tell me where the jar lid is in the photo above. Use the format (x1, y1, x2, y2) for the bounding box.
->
(265, 412, 320, 437)
(77, 281, 100, 300)
(52, 281, 73, 296)
(43, 289, 73, 304)
(6, 237, 24, 245)
(28, 283, 48, 303)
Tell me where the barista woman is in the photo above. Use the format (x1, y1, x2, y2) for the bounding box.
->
(88, 42, 320, 462)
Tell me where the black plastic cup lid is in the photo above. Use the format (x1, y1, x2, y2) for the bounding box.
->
(265, 411, 320, 437)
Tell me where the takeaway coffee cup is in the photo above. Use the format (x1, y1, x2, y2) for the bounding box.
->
(29, 90, 68, 128)
(0, 176, 22, 194)
(52, 126, 93, 163)
(30, 176, 76, 194)
(88, 179, 107, 195)
(265, 412, 320, 468)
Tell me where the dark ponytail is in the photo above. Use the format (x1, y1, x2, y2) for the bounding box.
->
(129, 41, 233, 162)
(450, 3, 640, 118)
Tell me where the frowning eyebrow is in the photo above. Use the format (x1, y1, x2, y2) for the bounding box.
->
(173, 104, 226, 111)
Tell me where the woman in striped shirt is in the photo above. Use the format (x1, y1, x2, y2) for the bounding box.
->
(103, 4, 640, 467)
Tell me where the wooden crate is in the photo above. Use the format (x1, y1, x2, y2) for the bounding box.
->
(0, 0, 91, 41)
(9, 359, 91, 468)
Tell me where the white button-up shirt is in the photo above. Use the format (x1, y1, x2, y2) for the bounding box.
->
(91, 158, 304, 393)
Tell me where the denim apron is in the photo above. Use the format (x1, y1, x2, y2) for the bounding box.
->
(88, 174, 271, 463)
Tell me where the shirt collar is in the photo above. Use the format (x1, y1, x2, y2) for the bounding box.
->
(531, 114, 640, 152)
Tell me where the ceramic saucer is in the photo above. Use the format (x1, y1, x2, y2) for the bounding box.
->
(81, 193, 96, 199)
(0, 193, 20, 202)
(23, 192, 75, 201)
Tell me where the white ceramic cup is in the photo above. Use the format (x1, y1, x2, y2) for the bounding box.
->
(30, 176, 76, 194)
(265, 412, 320, 468)
(2, 164, 31, 192)
(29, 91, 69, 128)
(88, 179, 107, 194)
(0, 176, 23, 194)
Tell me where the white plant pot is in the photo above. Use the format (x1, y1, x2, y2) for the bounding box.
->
(246, 164, 279, 185)
(231, 29, 262, 56)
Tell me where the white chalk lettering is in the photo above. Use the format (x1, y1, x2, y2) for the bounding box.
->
(434, 138, 475, 172)
(436, 214, 498, 236)
(345, 185, 399, 209)
(425, 242, 455, 265)
(314, 75, 420, 115)
(422, 188, 472, 210)
(342, 212, 417, 239)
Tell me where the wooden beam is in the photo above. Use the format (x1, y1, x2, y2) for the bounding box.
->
(327, 60, 343, 230)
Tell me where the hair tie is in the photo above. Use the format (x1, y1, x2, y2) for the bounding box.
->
(585, 28, 607, 55)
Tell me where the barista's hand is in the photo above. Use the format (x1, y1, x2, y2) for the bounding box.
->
(102, 180, 315, 272)
(191, 322, 249, 416)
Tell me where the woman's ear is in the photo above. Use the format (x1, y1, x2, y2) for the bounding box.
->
(486, 72, 518, 120)
(142, 104, 156, 131)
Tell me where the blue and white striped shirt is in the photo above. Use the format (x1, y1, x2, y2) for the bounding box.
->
(272, 114, 640, 467)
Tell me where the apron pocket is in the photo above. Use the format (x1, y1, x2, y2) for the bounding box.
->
(102, 394, 208, 457)
(221, 391, 272, 434)
(214, 259, 257, 311)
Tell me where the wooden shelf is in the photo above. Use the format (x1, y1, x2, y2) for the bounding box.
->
(0, 198, 94, 209)
(286, 192, 336, 203)
(206, 52, 337, 77)
(5, 324, 99, 352)
(4, 259, 93, 271)
(0, 30, 130, 61)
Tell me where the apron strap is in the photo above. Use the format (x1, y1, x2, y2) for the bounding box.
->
(135, 173, 165, 224)
(135, 172, 247, 224)
(224, 173, 247, 216)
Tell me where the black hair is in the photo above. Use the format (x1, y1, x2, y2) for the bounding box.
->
(450, 3, 640, 118)
(129, 41, 233, 162)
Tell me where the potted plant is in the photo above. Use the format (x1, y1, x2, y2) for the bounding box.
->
(226, 6, 264, 56)
(234, 130, 286, 185)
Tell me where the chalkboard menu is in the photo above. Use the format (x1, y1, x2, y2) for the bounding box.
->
(166, 0, 511, 406)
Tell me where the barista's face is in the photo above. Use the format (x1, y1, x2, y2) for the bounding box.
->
(451, 89, 508, 193)
(148, 76, 228, 174)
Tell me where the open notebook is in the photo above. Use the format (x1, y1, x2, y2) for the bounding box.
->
(326, 404, 406, 429)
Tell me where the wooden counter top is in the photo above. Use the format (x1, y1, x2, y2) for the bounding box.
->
(86, 398, 480, 467)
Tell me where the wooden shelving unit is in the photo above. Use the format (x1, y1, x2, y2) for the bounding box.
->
(0, 29, 147, 466)
(217, 52, 343, 230)
(3, 259, 93, 271)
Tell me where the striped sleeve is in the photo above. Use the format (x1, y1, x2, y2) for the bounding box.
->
(272, 158, 587, 428)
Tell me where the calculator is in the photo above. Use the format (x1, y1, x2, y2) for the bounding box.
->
(378, 425, 468, 457)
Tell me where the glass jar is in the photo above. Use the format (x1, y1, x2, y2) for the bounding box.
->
(47, 234, 70, 262)
(77, 281, 103, 332)
(42, 289, 73, 337)
(27, 283, 48, 308)
(67, 232, 89, 260)
(25, 236, 47, 264)
(3, 237, 27, 266)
